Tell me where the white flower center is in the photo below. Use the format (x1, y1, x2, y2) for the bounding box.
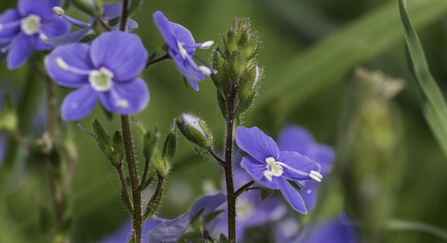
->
(89, 67, 114, 92)
(263, 157, 284, 182)
(21, 14, 41, 35)
(177, 41, 188, 59)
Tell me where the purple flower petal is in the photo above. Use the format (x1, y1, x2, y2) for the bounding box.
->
(241, 157, 279, 189)
(61, 85, 98, 121)
(0, 136, 5, 165)
(103, 3, 122, 21)
(99, 78, 149, 115)
(152, 11, 178, 51)
(146, 213, 190, 243)
(312, 145, 334, 176)
(189, 193, 227, 221)
(235, 126, 280, 162)
(0, 9, 21, 43)
(170, 50, 204, 91)
(43, 27, 92, 46)
(277, 177, 307, 214)
(171, 22, 195, 56)
(301, 181, 318, 211)
(298, 217, 359, 243)
(7, 35, 32, 69)
(18, 0, 61, 20)
(41, 16, 71, 38)
(90, 31, 147, 81)
(278, 125, 314, 155)
(44, 43, 93, 88)
(100, 218, 163, 243)
(279, 151, 320, 181)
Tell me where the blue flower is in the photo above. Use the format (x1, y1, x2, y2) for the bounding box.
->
(235, 126, 322, 214)
(0, 135, 5, 165)
(99, 218, 163, 243)
(152, 11, 216, 91)
(278, 125, 335, 211)
(212, 167, 286, 241)
(44, 31, 149, 121)
(45, 3, 138, 46)
(295, 215, 358, 243)
(146, 193, 226, 243)
(0, 0, 71, 69)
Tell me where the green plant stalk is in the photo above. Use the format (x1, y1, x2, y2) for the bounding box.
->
(121, 115, 142, 243)
(224, 84, 238, 242)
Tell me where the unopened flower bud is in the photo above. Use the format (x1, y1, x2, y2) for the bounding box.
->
(143, 128, 160, 161)
(162, 125, 176, 163)
(92, 119, 113, 162)
(245, 34, 259, 60)
(239, 66, 263, 101)
(224, 29, 237, 53)
(176, 114, 213, 149)
(230, 50, 246, 83)
(212, 49, 230, 97)
(151, 149, 170, 178)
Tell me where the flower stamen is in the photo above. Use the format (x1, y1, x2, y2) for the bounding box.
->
(264, 157, 284, 181)
(21, 14, 41, 35)
(89, 67, 114, 92)
(309, 170, 323, 182)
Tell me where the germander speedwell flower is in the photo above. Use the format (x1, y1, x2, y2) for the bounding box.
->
(44, 31, 149, 120)
(235, 126, 323, 214)
(0, 0, 70, 69)
(45, 3, 138, 46)
(152, 11, 216, 91)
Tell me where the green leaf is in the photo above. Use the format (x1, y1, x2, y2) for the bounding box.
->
(399, 0, 447, 158)
(219, 234, 229, 243)
(261, 187, 274, 200)
(191, 208, 204, 232)
(258, 0, 447, 113)
(112, 131, 124, 166)
(387, 219, 447, 242)
(92, 119, 113, 160)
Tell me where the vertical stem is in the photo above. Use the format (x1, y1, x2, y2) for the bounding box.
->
(224, 84, 238, 242)
(121, 115, 142, 243)
(119, 0, 130, 32)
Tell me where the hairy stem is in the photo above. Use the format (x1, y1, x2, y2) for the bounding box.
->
(121, 115, 142, 243)
(207, 148, 225, 166)
(117, 165, 134, 215)
(224, 84, 238, 242)
(235, 180, 255, 198)
(143, 173, 164, 221)
(145, 54, 170, 68)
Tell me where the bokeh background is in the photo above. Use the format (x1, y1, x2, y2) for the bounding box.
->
(1, 0, 447, 242)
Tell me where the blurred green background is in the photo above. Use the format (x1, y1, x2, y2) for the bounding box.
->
(1, 0, 447, 242)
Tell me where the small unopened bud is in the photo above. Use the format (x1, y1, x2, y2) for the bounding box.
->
(176, 114, 213, 149)
(143, 128, 160, 160)
(52, 6, 65, 16)
(111, 131, 124, 166)
(225, 30, 237, 53)
(212, 49, 229, 97)
(152, 150, 170, 178)
(200, 41, 214, 49)
(245, 34, 259, 59)
(230, 50, 246, 83)
(162, 125, 176, 163)
(239, 66, 263, 101)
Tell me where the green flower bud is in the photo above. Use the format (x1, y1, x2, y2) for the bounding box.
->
(212, 48, 229, 98)
(224, 30, 237, 53)
(217, 91, 228, 119)
(238, 27, 249, 48)
(0, 94, 17, 132)
(92, 119, 113, 160)
(162, 128, 177, 163)
(245, 34, 259, 60)
(111, 131, 124, 167)
(152, 149, 170, 178)
(230, 50, 246, 83)
(143, 128, 160, 161)
(239, 66, 263, 101)
(176, 114, 213, 149)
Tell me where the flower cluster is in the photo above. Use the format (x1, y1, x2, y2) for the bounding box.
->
(0, 0, 70, 69)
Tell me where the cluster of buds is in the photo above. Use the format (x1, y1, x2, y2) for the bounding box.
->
(212, 18, 264, 118)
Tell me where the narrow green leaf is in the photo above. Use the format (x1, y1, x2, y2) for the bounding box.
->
(261, 187, 274, 200)
(219, 234, 229, 243)
(257, 0, 447, 113)
(286, 179, 302, 193)
(388, 219, 447, 242)
(191, 208, 205, 232)
(399, 0, 447, 158)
